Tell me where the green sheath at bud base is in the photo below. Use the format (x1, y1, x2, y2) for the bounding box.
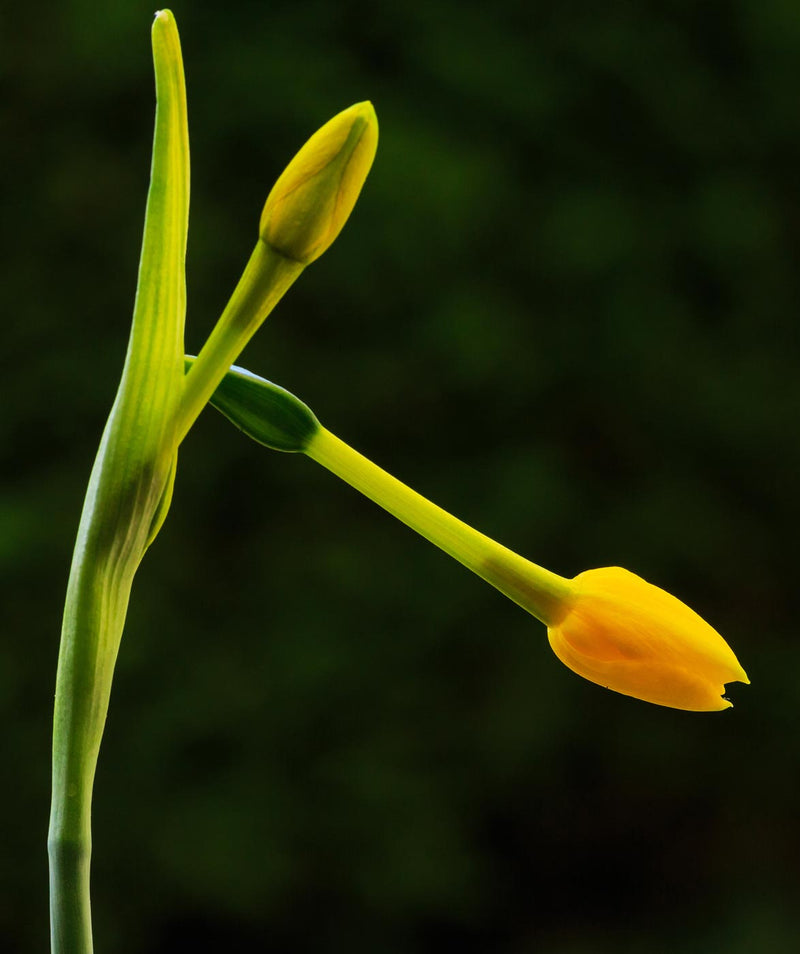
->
(185, 357, 319, 452)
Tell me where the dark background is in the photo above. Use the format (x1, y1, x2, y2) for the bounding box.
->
(3, 0, 798, 951)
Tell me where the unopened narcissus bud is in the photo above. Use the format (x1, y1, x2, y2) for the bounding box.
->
(260, 101, 378, 264)
(547, 567, 749, 711)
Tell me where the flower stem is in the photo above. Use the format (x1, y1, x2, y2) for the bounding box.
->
(305, 427, 573, 625)
(176, 241, 304, 444)
(49, 561, 134, 954)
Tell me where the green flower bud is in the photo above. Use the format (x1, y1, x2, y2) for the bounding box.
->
(259, 101, 378, 264)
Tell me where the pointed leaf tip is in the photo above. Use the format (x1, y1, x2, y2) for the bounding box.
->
(153, 9, 174, 29)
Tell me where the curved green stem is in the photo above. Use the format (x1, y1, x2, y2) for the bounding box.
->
(49, 565, 135, 954)
(306, 427, 574, 625)
(176, 241, 304, 444)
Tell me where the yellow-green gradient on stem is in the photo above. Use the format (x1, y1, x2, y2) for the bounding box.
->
(306, 427, 573, 626)
(200, 365, 750, 713)
(306, 429, 748, 711)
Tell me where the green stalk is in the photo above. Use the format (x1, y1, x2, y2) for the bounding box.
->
(49, 12, 189, 953)
(176, 241, 303, 444)
(306, 427, 572, 625)
(199, 365, 575, 624)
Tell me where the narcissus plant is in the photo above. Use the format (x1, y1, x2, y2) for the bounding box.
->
(197, 362, 750, 713)
(52, 8, 749, 954)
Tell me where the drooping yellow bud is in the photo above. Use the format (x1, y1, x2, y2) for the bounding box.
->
(202, 366, 750, 713)
(547, 567, 749, 711)
(259, 101, 378, 264)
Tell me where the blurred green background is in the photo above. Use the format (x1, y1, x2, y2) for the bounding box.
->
(3, 0, 799, 951)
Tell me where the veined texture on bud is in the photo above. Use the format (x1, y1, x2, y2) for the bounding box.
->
(547, 567, 749, 711)
(259, 102, 378, 264)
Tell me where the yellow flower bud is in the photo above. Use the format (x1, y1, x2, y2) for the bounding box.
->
(547, 567, 749, 711)
(259, 101, 378, 264)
